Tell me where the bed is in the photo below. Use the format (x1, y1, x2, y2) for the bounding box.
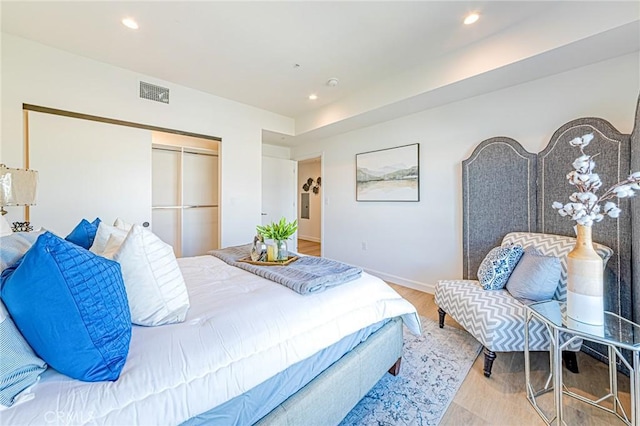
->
(2, 241, 420, 425)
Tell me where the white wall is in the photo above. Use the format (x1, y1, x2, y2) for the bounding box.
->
(1, 34, 294, 246)
(297, 160, 321, 242)
(292, 52, 640, 293)
(262, 143, 291, 160)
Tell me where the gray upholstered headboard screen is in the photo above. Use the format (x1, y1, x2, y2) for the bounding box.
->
(462, 95, 640, 364)
(462, 138, 537, 280)
(536, 118, 633, 365)
(537, 118, 632, 322)
(631, 97, 640, 324)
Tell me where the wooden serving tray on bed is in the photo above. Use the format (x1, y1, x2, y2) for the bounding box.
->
(238, 256, 299, 266)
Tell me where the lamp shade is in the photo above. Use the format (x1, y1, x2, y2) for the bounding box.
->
(0, 164, 38, 207)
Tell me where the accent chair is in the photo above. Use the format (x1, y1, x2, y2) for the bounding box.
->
(434, 231, 613, 378)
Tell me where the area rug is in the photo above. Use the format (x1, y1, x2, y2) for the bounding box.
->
(340, 316, 482, 426)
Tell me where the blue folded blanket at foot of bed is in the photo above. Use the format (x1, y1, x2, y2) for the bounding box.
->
(208, 244, 362, 295)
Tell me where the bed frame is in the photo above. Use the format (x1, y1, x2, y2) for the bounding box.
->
(256, 316, 404, 425)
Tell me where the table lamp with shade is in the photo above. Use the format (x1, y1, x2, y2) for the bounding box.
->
(0, 164, 38, 231)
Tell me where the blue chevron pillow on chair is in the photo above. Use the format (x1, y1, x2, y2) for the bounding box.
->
(477, 244, 524, 290)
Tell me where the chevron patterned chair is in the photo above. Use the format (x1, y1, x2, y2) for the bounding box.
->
(434, 231, 613, 378)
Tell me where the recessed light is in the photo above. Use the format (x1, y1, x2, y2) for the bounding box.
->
(308, 94, 318, 100)
(463, 12, 480, 25)
(122, 18, 139, 30)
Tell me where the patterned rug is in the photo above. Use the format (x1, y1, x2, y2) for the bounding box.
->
(340, 316, 482, 426)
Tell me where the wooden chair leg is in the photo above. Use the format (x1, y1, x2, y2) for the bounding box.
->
(388, 357, 401, 376)
(562, 351, 579, 374)
(438, 307, 446, 328)
(483, 348, 496, 378)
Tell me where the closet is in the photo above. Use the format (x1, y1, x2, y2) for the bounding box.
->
(23, 105, 220, 256)
(151, 131, 219, 257)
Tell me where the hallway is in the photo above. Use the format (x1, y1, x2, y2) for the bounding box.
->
(297, 239, 320, 257)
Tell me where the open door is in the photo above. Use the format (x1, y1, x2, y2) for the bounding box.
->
(296, 157, 322, 256)
(261, 156, 297, 252)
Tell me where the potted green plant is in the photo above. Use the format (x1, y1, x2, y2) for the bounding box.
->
(256, 217, 298, 261)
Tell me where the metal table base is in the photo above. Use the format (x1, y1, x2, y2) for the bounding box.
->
(524, 301, 640, 426)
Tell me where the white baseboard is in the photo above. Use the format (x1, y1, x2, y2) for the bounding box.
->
(298, 236, 321, 243)
(362, 267, 435, 294)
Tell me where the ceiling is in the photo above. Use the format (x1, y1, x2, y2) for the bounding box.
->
(2, 1, 639, 147)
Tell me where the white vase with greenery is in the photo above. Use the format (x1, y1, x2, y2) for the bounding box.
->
(553, 133, 640, 325)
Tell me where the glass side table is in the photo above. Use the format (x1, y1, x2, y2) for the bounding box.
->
(524, 300, 640, 426)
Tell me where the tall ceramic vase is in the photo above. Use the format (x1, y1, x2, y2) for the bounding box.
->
(566, 224, 604, 325)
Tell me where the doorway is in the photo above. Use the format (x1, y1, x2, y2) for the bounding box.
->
(261, 156, 298, 253)
(297, 157, 322, 256)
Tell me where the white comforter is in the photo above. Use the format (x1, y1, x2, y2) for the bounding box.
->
(4, 255, 420, 425)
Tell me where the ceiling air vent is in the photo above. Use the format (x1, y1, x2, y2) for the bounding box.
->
(139, 81, 169, 104)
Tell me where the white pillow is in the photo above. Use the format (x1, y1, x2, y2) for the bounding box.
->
(0, 216, 13, 237)
(107, 224, 190, 326)
(113, 217, 133, 232)
(90, 222, 128, 255)
(101, 233, 127, 259)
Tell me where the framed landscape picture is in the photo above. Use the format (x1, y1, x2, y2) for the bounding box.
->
(356, 143, 419, 202)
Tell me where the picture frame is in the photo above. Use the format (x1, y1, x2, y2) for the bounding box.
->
(356, 143, 419, 202)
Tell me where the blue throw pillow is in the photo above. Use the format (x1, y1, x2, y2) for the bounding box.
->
(65, 217, 101, 249)
(1, 232, 131, 382)
(477, 244, 524, 290)
(506, 248, 561, 302)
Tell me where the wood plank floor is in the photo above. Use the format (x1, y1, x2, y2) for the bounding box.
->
(298, 240, 632, 425)
(297, 239, 321, 257)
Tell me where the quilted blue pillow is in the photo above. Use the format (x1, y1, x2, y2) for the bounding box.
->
(477, 244, 524, 290)
(65, 217, 101, 249)
(0, 232, 131, 382)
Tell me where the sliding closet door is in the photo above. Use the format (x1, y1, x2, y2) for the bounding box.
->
(151, 146, 182, 253)
(28, 111, 152, 236)
(152, 142, 219, 257)
(182, 150, 219, 257)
